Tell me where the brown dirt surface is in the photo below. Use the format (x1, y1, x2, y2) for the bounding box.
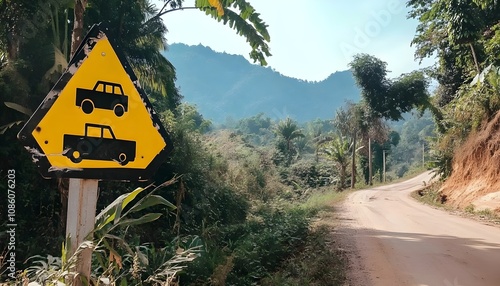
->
(336, 172, 500, 286)
(440, 112, 500, 212)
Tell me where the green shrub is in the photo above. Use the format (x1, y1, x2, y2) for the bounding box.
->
(180, 207, 311, 285)
(180, 185, 250, 235)
(465, 204, 475, 214)
(280, 160, 335, 189)
(226, 208, 310, 284)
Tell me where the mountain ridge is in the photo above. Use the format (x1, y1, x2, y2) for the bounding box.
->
(163, 43, 360, 122)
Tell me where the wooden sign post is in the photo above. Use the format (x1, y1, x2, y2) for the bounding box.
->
(17, 23, 173, 285)
(66, 178, 98, 285)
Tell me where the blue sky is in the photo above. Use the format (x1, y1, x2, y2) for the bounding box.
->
(156, 0, 436, 82)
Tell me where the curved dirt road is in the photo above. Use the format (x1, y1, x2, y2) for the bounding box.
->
(339, 172, 500, 286)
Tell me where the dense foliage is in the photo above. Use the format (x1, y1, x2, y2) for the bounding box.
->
(349, 54, 430, 121)
(407, 0, 500, 178)
(4, 0, 495, 284)
(0, 1, 350, 285)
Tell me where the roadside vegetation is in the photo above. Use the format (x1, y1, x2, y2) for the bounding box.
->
(0, 75, 430, 284)
(404, 0, 500, 214)
(0, 1, 355, 283)
(413, 182, 500, 225)
(2, 0, 500, 284)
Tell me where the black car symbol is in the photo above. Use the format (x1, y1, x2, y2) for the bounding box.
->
(63, 123, 136, 165)
(76, 81, 129, 117)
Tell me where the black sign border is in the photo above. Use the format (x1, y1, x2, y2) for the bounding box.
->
(18, 23, 173, 181)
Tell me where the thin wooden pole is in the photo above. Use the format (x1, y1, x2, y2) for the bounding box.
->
(351, 133, 356, 188)
(66, 178, 98, 285)
(383, 150, 386, 183)
(422, 143, 425, 168)
(368, 137, 372, 185)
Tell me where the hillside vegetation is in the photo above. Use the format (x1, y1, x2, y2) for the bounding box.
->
(0, 1, 354, 284)
(3, 0, 500, 284)
(404, 0, 500, 213)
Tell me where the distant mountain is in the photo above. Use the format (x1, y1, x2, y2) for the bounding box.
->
(163, 43, 360, 123)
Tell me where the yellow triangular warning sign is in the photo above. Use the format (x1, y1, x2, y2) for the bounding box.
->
(18, 23, 173, 181)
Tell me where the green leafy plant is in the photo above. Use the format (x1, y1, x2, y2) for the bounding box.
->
(18, 177, 202, 285)
(18, 241, 93, 286)
(320, 134, 352, 190)
(224, 208, 310, 284)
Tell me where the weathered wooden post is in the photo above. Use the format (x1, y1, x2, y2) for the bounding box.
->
(66, 179, 98, 284)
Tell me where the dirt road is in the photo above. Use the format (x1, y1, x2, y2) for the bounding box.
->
(338, 172, 500, 286)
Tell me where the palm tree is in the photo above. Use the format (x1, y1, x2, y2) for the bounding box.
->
(333, 102, 388, 187)
(333, 103, 361, 188)
(79, 0, 180, 110)
(275, 117, 305, 152)
(321, 134, 351, 190)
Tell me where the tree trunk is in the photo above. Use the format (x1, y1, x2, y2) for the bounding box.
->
(469, 42, 480, 75)
(6, 31, 19, 61)
(351, 133, 356, 188)
(339, 165, 346, 190)
(70, 0, 87, 57)
(59, 0, 87, 234)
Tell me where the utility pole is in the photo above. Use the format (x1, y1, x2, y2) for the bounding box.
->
(383, 150, 387, 183)
(368, 138, 372, 185)
(422, 143, 425, 168)
(351, 133, 356, 188)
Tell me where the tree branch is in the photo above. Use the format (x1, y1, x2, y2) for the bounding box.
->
(143, 6, 215, 29)
(158, 0, 172, 15)
(159, 6, 210, 17)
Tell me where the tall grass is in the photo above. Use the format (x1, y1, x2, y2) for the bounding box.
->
(300, 187, 349, 213)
